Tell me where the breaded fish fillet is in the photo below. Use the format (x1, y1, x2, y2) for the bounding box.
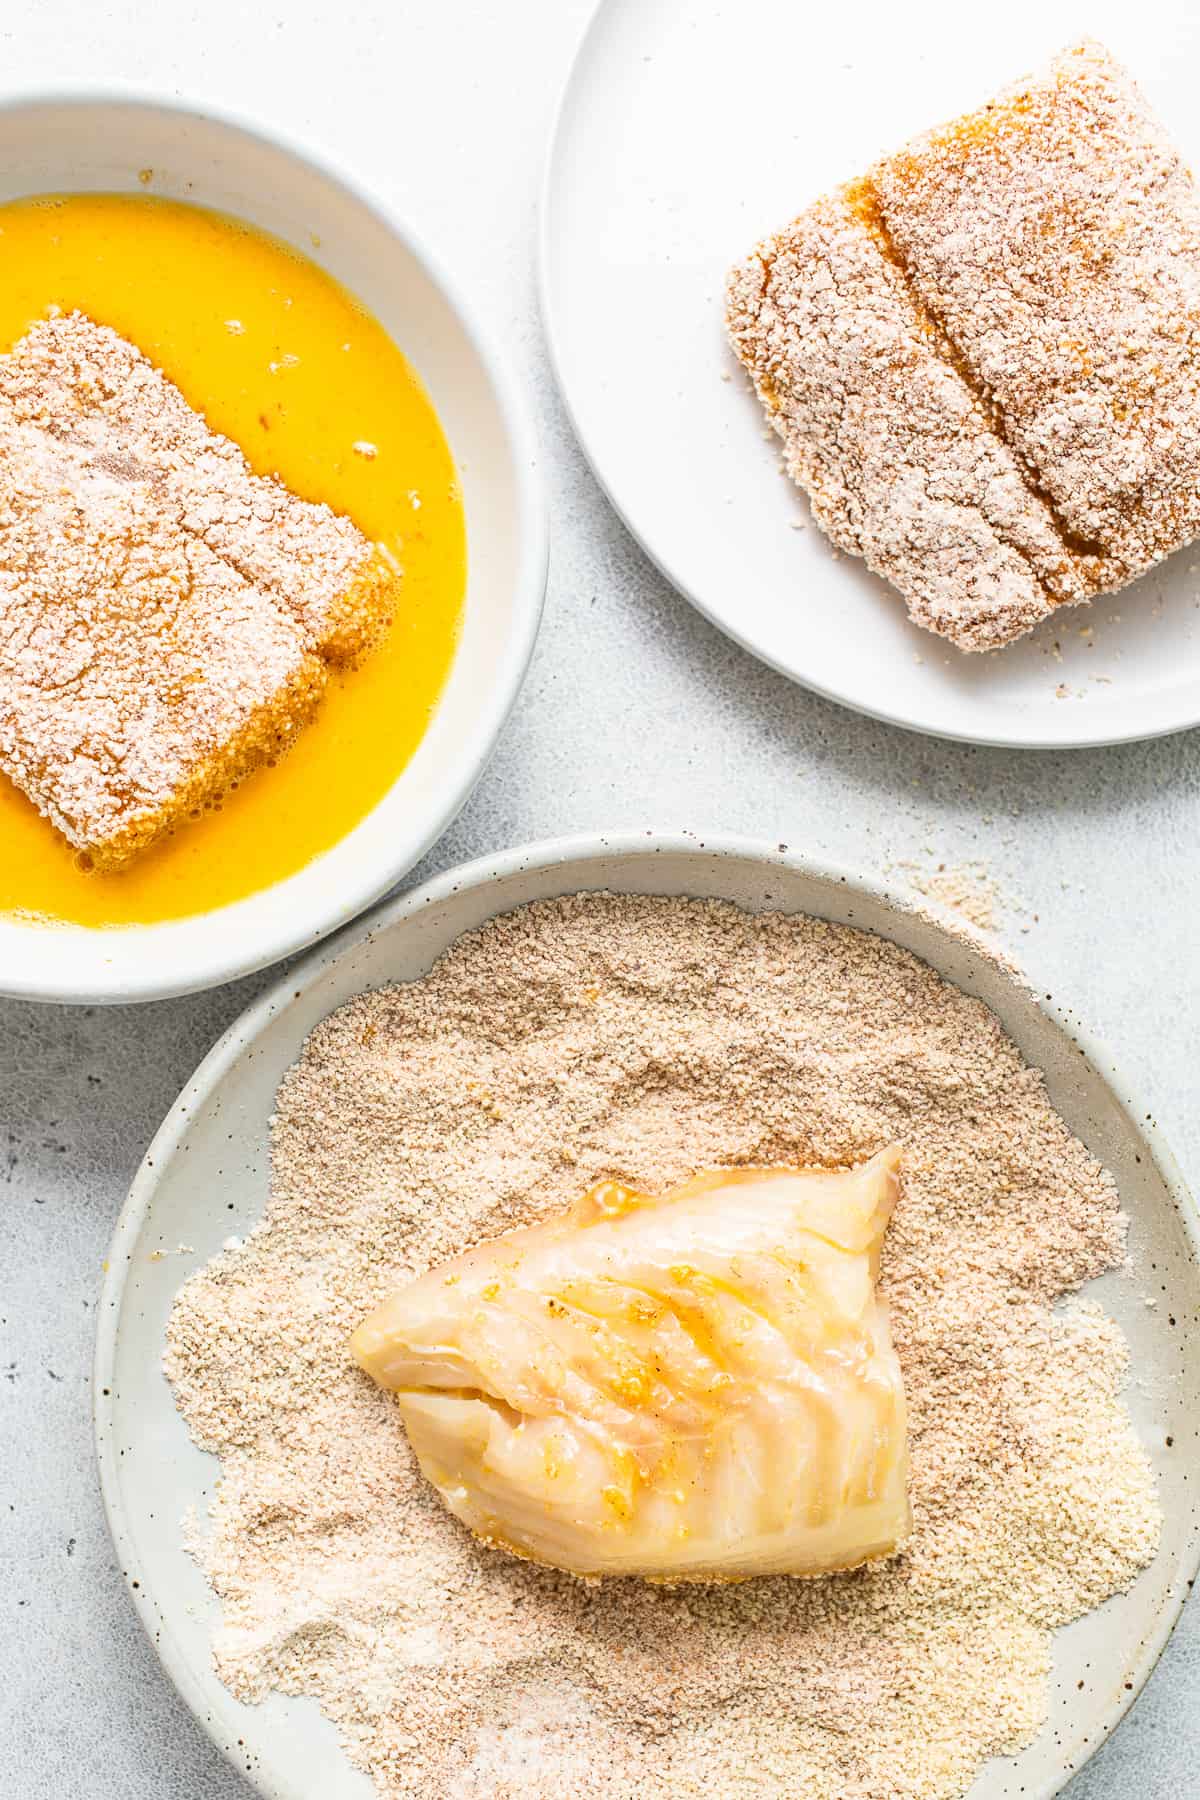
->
(352, 1149, 910, 1582)
(0, 312, 399, 866)
(727, 41, 1200, 649)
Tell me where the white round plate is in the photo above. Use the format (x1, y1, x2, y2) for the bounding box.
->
(0, 94, 546, 1004)
(96, 833, 1200, 1800)
(541, 0, 1200, 747)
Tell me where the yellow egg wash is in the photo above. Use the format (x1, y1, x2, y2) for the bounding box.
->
(0, 193, 465, 926)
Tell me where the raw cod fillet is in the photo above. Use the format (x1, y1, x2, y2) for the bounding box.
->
(350, 1146, 911, 1581)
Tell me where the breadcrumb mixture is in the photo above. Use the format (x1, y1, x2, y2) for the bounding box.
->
(166, 896, 1160, 1799)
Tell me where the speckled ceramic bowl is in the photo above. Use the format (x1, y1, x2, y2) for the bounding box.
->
(0, 93, 546, 1004)
(95, 834, 1200, 1799)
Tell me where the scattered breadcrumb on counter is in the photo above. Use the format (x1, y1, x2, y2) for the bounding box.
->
(165, 894, 1159, 1800)
(902, 861, 1002, 933)
(892, 857, 1044, 952)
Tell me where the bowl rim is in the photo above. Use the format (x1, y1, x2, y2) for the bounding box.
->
(0, 88, 549, 1005)
(93, 827, 1200, 1800)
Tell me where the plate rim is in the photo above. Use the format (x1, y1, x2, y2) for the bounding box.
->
(94, 828, 1200, 1798)
(537, 0, 1200, 751)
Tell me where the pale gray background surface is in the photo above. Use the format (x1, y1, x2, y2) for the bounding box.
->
(1, 2, 1197, 1795)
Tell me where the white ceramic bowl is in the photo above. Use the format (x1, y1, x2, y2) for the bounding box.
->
(0, 94, 547, 1004)
(95, 832, 1200, 1800)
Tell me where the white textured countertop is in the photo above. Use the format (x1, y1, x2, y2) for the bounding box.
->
(2, 2, 1198, 1794)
